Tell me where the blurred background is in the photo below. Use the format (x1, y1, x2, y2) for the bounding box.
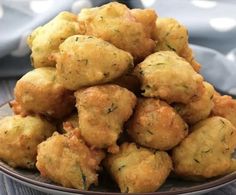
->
(0, 0, 236, 96)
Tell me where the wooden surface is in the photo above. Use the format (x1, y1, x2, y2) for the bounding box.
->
(0, 78, 236, 195)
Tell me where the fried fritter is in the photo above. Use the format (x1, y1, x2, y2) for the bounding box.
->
(75, 84, 136, 153)
(55, 35, 133, 90)
(14, 67, 75, 119)
(174, 82, 214, 125)
(133, 51, 204, 104)
(212, 94, 236, 127)
(153, 18, 200, 72)
(78, 2, 156, 61)
(172, 116, 236, 180)
(0, 115, 55, 169)
(36, 132, 105, 190)
(127, 98, 188, 150)
(27, 12, 80, 68)
(104, 142, 172, 193)
(131, 8, 157, 38)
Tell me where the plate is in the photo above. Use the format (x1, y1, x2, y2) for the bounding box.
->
(0, 102, 236, 195)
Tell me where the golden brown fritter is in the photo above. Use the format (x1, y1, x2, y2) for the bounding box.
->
(104, 142, 172, 193)
(55, 35, 133, 90)
(153, 18, 200, 72)
(174, 82, 214, 125)
(133, 51, 204, 104)
(131, 8, 157, 38)
(0, 115, 55, 169)
(36, 131, 105, 190)
(75, 84, 137, 153)
(27, 12, 81, 68)
(172, 116, 236, 180)
(127, 98, 188, 150)
(14, 67, 75, 119)
(78, 2, 156, 61)
(212, 94, 236, 127)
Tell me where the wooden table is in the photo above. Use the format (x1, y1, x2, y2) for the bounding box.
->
(0, 78, 236, 195)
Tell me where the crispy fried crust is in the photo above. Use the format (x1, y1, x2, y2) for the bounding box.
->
(75, 84, 136, 153)
(55, 35, 133, 90)
(212, 93, 236, 127)
(174, 82, 214, 125)
(36, 132, 105, 190)
(14, 67, 75, 119)
(78, 2, 156, 61)
(127, 98, 188, 150)
(153, 18, 200, 72)
(133, 51, 204, 103)
(28, 12, 81, 68)
(0, 115, 55, 169)
(104, 142, 172, 193)
(172, 116, 236, 180)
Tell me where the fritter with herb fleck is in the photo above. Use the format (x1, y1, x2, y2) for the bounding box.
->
(212, 94, 236, 127)
(133, 51, 204, 104)
(55, 35, 133, 90)
(174, 82, 214, 125)
(127, 98, 188, 150)
(78, 2, 156, 61)
(75, 85, 136, 153)
(153, 18, 200, 72)
(36, 131, 105, 190)
(0, 115, 55, 169)
(104, 142, 172, 193)
(14, 67, 75, 119)
(172, 116, 236, 180)
(27, 12, 81, 68)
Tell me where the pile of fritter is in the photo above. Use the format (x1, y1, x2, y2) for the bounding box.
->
(1, 2, 236, 193)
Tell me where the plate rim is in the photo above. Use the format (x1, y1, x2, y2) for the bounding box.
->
(1, 101, 236, 195)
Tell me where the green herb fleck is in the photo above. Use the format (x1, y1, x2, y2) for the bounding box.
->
(107, 103, 118, 114)
(103, 72, 110, 78)
(78, 59, 88, 65)
(75, 37, 79, 41)
(154, 63, 165, 66)
(202, 149, 211, 153)
(183, 85, 189, 89)
(220, 119, 225, 126)
(118, 165, 126, 171)
(139, 70, 144, 76)
(166, 44, 176, 52)
(114, 29, 120, 33)
(194, 158, 200, 163)
(147, 130, 153, 135)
